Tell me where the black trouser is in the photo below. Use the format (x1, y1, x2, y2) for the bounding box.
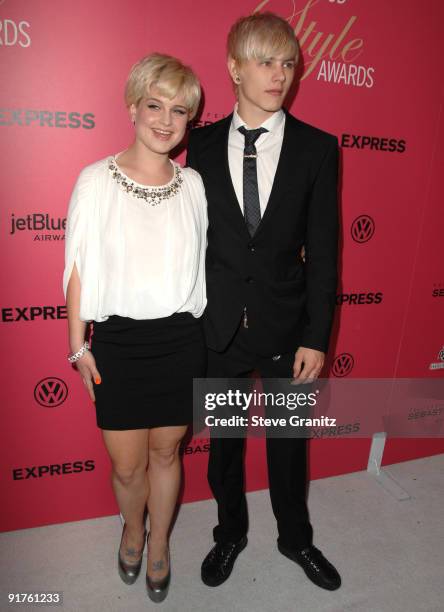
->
(207, 321, 313, 550)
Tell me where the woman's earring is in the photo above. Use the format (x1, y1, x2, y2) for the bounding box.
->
(234, 75, 241, 84)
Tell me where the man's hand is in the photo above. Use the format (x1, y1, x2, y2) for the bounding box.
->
(293, 347, 325, 383)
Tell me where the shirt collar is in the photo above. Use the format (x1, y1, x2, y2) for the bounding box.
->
(231, 103, 285, 134)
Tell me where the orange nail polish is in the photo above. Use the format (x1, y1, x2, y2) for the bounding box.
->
(95, 377, 101, 385)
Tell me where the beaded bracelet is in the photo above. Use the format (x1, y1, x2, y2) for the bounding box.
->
(67, 340, 90, 363)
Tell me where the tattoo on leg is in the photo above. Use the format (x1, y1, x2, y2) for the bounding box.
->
(152, 560, 165, 571)
(124, 546, 142, 558)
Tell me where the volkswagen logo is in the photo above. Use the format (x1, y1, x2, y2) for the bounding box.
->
(351, 215, 375, 243)
(34, 377, 68, 407)
(438, 347, 444, 362)
(332, 353, 354, 377)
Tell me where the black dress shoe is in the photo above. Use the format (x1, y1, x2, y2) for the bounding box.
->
(278, 543, 341, 590)
(201, 536, 248, 587)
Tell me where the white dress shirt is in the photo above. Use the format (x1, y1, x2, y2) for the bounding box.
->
(228, 105, 285, 215)
(63, 156, 207, 322)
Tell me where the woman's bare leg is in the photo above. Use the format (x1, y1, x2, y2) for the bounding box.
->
(146, 425, 188, 579)
(102, 428, 150, 562)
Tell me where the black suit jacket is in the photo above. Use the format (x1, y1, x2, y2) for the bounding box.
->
(186, 109, 339, 357)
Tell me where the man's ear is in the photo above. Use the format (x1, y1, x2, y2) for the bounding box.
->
(227, 55, 241, 84)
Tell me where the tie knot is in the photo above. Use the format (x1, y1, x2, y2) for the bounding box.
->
(238, 126, 268, 149)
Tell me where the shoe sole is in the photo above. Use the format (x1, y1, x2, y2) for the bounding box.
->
(201, 538, 248, 587)
(277, 543, 341, 591)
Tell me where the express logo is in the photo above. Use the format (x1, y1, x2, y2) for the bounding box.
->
(311, 422, 360, 438)
(12, 460, 95, 480)
(0, 110, 94, 128)
(336, 292, 383, 306)
(332, 353, 354, 377)
(1, 306, 67, 322)
(34, 377, 68, 407)
(351, 215, 375, 243)
(341, 134, 406, 153)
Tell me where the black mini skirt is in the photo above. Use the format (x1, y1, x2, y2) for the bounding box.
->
(90, 313, 206, 430)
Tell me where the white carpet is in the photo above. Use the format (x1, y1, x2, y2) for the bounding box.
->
(1, 455, 442, 612)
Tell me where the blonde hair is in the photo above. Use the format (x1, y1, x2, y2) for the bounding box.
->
(227, 12, 299, 65)
(125, 53, 201, 118)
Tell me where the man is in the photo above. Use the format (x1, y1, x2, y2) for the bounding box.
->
(187, 12, 341, 591)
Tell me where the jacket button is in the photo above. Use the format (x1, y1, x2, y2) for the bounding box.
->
(248, 244, 255, 252)
(245, 276, 254, 284)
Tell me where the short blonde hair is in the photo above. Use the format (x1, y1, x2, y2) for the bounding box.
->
(125, 53, 201, 119)
(227, 12, 299, 65)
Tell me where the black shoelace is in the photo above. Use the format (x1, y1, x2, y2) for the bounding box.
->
(300, 546, 325, 573)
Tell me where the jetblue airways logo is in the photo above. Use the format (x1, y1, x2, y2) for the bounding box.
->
(9, 213, 66, 242)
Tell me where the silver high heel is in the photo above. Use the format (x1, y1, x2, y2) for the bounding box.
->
(146, 533, 171, 603)
(117, 524, 146, 585)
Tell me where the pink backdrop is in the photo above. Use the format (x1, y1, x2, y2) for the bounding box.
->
(1, 0, 443, 531)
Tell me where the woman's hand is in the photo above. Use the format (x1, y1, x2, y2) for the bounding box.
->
(66, 264, 100, 400)
(74, 351, 101, 402)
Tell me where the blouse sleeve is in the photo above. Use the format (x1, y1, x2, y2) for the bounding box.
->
(62, 164, 100, 320)
(193, 171, 208, 316)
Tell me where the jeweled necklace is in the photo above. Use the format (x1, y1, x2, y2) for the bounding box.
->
(108, 157, 183, 206)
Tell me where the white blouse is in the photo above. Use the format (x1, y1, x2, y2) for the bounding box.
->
(63, 156, 207, 322)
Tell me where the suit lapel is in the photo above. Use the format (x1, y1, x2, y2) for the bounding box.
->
(207, 114, 251, 239)
(205, 110, 302, 241)
(253, 110, 296, 239)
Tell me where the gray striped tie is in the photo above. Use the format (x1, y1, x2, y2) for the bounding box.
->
(238, 126, 268, 236)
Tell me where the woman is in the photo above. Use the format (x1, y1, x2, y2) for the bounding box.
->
(63, 53, 206, 603)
